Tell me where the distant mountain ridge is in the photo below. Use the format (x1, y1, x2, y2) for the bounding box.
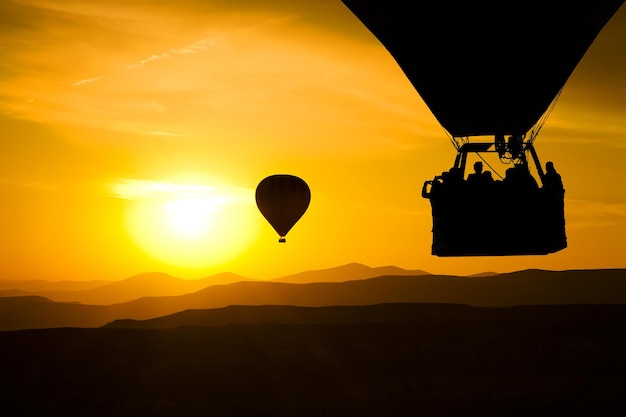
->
(0, 271, 252, 305)
(0, 279, 111, 292)
(1, 268, 625, 331)
(271, 262, 430, 283)
(0, 264, 428, 304)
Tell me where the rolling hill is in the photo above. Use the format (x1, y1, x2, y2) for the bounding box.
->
(1, 268, 625, 331)
(0, 264, 426, 305)
(0, 278, 111, 292)
(271, 262, 430, 283)
(104, 302, 626, 329)
(2, 302, 626, 416)
(0, 271, 251, 305)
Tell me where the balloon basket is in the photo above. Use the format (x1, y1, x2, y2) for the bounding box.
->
(422, 142, 567, 257)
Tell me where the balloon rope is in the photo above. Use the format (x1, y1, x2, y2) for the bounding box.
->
(529, 87, 563, 143)
(477, 153, 505, 181)
(442, 127, 461, 150)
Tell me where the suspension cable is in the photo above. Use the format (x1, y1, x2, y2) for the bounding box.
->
(477, 152, 504, 180)
(442, 127, 460, 150)
(529, 88, 563, 143)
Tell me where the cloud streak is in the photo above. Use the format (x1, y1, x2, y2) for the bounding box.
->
(72, 36, 218, 88)
(72, 76, 105, 87)
(125, 37, 217, 70)
(109, 178, 253, 205)
(72, 16, 288, 88)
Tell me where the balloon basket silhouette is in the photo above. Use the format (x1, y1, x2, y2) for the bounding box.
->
(255, 175, 310, 243)
(422, 142, 567, 257)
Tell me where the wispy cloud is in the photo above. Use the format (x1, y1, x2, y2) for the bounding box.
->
(125, 37, 217, 70)
(109, 178, 253, 204)
(71, 36, 217, 88)
(72, 76, 105, 87)
(72, 16, 286, 88)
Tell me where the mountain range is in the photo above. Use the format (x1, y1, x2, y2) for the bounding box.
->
(1, 264, 625, 331)
(0, 271, 251, 304)
(0, 263, 429, 305)
(2, 264, 626, 416)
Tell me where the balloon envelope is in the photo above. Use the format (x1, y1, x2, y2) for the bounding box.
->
(255, 175, 311, 242)
(341, 0, 624, 137)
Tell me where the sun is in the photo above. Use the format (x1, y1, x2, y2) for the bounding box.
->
(112, 178, 260, 269)
(163, 198, 218, 239)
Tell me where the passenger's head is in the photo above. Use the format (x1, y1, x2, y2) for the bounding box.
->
(546, 161, 555, 173)
(473, 161, 483, 173)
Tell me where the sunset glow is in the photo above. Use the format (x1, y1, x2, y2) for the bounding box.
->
(0, 0, 624, 281)
(112, 179, 259, 269)
(3, 2, 625, 416)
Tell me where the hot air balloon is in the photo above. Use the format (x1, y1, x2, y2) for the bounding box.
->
(341, 0, 624, 256)
(255, 175, 311, 242)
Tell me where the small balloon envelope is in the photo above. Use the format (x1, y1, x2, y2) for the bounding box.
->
(255, 174, 311, 242)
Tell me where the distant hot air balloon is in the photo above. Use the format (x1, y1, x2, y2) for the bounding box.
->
(341, 0, 624, 256)
(255, 175, 311, 242)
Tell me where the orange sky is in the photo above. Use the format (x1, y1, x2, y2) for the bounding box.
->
(1, 0, 625, 281)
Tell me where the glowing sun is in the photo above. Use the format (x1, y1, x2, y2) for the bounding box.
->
(112, 178, 259, 269)
(163, 198, 219, 239)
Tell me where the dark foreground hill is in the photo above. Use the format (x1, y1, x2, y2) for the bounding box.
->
(1, 303, 625, 417)
(104, 302, 626, 329)
(1, 268, 626, 331)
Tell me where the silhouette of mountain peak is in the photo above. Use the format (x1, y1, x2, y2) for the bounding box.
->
(272, 263, 430, 284)
(122, 272, 179, 285)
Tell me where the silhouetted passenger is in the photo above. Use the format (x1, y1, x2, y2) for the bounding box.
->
(467, 161, 483, 184)
(543, 161, 564, 192)
(540, 161, 566, 249)
(429, 167, 466, 252)
(504, 163, 538, 192)
(448, 167, 463, 181)
(519, 163, 538, 190)
(441, 167, 465, 194)
(467, 161, 494, 190)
